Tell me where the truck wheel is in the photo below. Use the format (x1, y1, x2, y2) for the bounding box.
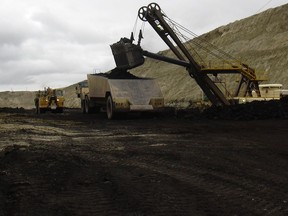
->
(106, 95, 114, 119)
(81, 100, 86, 114)
(35, 99, 40, 114)
(36, 104, 40, 114)
(85, 96, 90, 114)
(36, 106, 40, 114)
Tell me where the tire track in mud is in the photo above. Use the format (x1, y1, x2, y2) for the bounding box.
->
(0, 146, 125, 216)
(1, 111, 288, 215)
(107, 154, 288, 215)
(91, 131, 288, 216)
(78, 124, 288, 215)
(4, 177, 120, 216)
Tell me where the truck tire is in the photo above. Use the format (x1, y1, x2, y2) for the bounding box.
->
(36, 106, 40, 114)
(81, 100, 86, 114)
(106, 95, 114, 119)
(36, 103, 45, 114)
(85, 96, 90, 114)
(35, 98, 40, 114)
(35, 103, 39, 114)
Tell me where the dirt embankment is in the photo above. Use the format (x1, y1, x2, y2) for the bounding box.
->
(0, 91, 35, 109)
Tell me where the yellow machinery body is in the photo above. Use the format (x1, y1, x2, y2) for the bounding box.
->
(76, 74, 164, 119)
(35, 88, 64, 113)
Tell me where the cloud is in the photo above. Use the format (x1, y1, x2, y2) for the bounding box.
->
(0, 0, 287, 91)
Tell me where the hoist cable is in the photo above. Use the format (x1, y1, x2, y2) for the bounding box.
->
(132, 14, 139, 39)
(167, 17, 238, 62)
(166, 17, 233, 66)
(163, 14, 241, 66)
(256, 0, 274, 13)
(163, 16, 208, 65)
(141, 21, 146, 35)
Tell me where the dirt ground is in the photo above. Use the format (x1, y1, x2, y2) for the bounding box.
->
(0, 108, 287, 216)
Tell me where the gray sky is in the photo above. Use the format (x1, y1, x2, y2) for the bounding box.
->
(1, 0, 287, 91)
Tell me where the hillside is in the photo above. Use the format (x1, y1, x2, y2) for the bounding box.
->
(0, 85, 81, 110)
(0, 91, 35, 109)
(131, 3, 288, 105)
(0, 4, 287, 109)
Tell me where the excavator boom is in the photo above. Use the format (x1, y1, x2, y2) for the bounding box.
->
(111, 3, 261, 106)
(138, 3, 230, 106)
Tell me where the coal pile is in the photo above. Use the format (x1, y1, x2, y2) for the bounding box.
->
(172, 98, 288, 120)
(0, 107, 26, 113)
(96, 68, 143, 79)
(202, 99, 288, 120)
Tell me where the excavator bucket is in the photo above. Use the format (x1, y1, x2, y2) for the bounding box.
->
(110, 38, 144, 70)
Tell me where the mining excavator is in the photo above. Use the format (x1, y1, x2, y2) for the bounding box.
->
(111, 3, 265, 106)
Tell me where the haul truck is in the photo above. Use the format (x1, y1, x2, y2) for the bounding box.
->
(76, 70, 164, 119)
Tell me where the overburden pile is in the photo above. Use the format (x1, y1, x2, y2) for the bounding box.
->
(97, 68, 143, 79)
(175, 98, 288, 120)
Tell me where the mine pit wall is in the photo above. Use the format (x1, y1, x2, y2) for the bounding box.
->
(0, 91, 36, 109)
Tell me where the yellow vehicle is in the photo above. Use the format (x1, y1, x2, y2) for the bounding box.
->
(76, 70, 164, 119)
(34, 87, 64, 113)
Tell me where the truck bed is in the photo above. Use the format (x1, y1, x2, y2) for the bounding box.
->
(87, 73, 164, 112)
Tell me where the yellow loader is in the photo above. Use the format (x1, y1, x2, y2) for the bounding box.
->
(34, 87, 64, 113)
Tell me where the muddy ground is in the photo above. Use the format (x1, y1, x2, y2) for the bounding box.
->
(0, 108, 287, 216)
